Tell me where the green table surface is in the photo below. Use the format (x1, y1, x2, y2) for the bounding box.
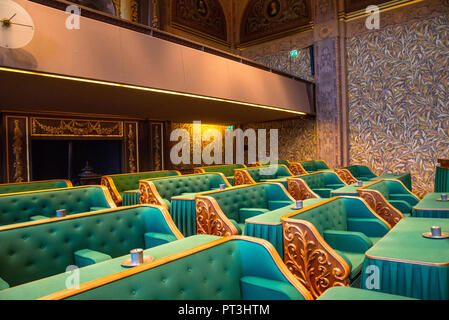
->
(366, 218, 449, 265)
(414, 193, 449, 210)
(330, 182, 369, 196)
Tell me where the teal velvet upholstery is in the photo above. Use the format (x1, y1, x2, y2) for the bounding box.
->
(201, 183, 294, 233)
(344, 165, 377, 181)
(195, 164, 246, 186)
(0, 186, 114, 227)
(0, 205, 181, 288)
(299, 171, 346, 198)
(435, 167, 449, 192)
(61, 237, 310, 300)
(317, 287, 416, 300)
(0, 180, 72, 195)
(285, 197, 390, 281)
(148, 173, 230, 211)
(74, 249, 113, 268)
(299, 160, 330, 173)
(243, 165, 293, 188)
(363, 180, 419, 215)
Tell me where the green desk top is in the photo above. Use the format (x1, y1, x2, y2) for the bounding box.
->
(331, 182, 369, 196)
(414, 193, 449, 211)
(245, 198, 323, 224)
(366, 218, 449, 265)
(0, 235, 219, 300)
(370, 172, 409, 180)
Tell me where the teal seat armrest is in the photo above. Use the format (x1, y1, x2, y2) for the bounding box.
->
(240, 276, 306, 300)
(313, 188, 332, 198)
(144, 232, 178, 249)
(389, 200, 412, 214)
(30, 215, 49, 221)
(333, 249, 353, 270)
(347, 218, 389, 237)
(323, 230, 373, 253)
(90, 207, 110, 212)
(239, 208, 269, 222)
(389, 194, 419, 205)
(74, 249, 112, 268)
(229, 219, 243, 235)
(0, 276, 10, 291)
(268, 200, 292, 210)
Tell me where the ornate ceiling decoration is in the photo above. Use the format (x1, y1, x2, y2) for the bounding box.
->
(240, 0, 311, 45)
(171, 0, 227, 42)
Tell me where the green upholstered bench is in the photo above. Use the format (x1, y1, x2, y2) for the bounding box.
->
(194, 164, 247, 186)
(281, 196, 391, 299)
(0, 180, 73, 195)
(101, 170, 181, 206)
(299, 160, 331, 173)
(317, 287, 416, 300)
(259, 160, 308, 176)
(139, 173, 231, 236)
(344, 165, 377, 182)
(194, 182, 296, 237)
(0, 186, 116, 228)
(287, 171, 347, 199)
(234, 164, 294, 188)
(358, 179, 420, 227)
(36, 236, 313, 300)
(0, 204, 183, 290)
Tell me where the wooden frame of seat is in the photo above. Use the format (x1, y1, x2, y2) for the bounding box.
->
(334, 168, 358, 185)
(39, 235, 314, 300)
(356, 179, 420, 227)
(195, 182, 296, 237)
(287, 160, 307, 175)
(193, 164, 247, 174)
(139, 173, 231, 209)
(101, 170, 182, 206)
(280, 196, 391, 299)
(287, 170, 347, 200)
(234, 164, 294, 186)
(0, 185, 116, 209)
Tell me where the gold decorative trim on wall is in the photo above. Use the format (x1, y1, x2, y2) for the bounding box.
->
(30, 117, 124, 137)
(124, 122, 139, 173)
(5, 116, 30, 183)
(151, 122, 164, 171)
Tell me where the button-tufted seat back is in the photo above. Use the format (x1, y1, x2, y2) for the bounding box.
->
(0, 180, 72, 195)
(60, 237, 310, 300)
(260, 160, 290, 167)
(345, 165, 376, 180)
(0, 205, 181, 288)
(0, 186, 114, 227)
(246, 165, 293, 182)
(109, 171, 180, 193)
(300, 172, 345, 191)
(151, 173, 228, 204)
(206, 184, 273, 222)
(198, 164, 246, 177)
(365, 181, 390, 199)
(300, 160, 330, 172)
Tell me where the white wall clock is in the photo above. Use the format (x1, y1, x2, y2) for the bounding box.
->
(0, 0, 35, 49)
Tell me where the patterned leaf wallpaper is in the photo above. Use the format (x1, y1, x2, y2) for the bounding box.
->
(347, 14, 449, 197)
(242, 116, 317, 162)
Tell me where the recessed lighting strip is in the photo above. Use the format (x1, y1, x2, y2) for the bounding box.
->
(0, 66, 307, 116)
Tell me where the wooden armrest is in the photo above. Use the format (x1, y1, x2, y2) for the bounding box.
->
(195, 196, 239, 236)
(287, 177, 320, 201)
(357, 189, 404, 227)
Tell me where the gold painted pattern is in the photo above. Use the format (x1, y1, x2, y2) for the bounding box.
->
(195, 197, 238, 236)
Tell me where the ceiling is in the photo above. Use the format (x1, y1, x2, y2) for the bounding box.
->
(0, 68, 312, 124)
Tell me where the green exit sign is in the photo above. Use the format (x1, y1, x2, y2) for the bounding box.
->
(227, 125, 234, 130)
(290, 50, 298, 57)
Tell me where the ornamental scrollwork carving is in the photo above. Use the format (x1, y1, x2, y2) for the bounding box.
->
(334, 168, 358, 185)
(30, 117, 123, 137)
(358, 189, 403, 227)
(196, 197, 237, 236)
(283, 220, 350, 299)
(127, 124, 137, 173)
(289, 162, 307, 175)
(287, 178, 318, 200)
(234, 170, 255, 186)
(12, 120, 25, 183)
(139, 181, 165, 207)
(101, 177, 122, 206)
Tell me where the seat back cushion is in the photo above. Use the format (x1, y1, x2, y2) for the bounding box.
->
(0, 187, 111, 226)
(366, 181, 390, 200)
(0, 180, 70, 195)
(0, 206, 175, 287)
(201, 164, 245, 177)
(110, 171, 179, 193)
(208, 184, 269, 221)
(300, 174, 326, 189)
